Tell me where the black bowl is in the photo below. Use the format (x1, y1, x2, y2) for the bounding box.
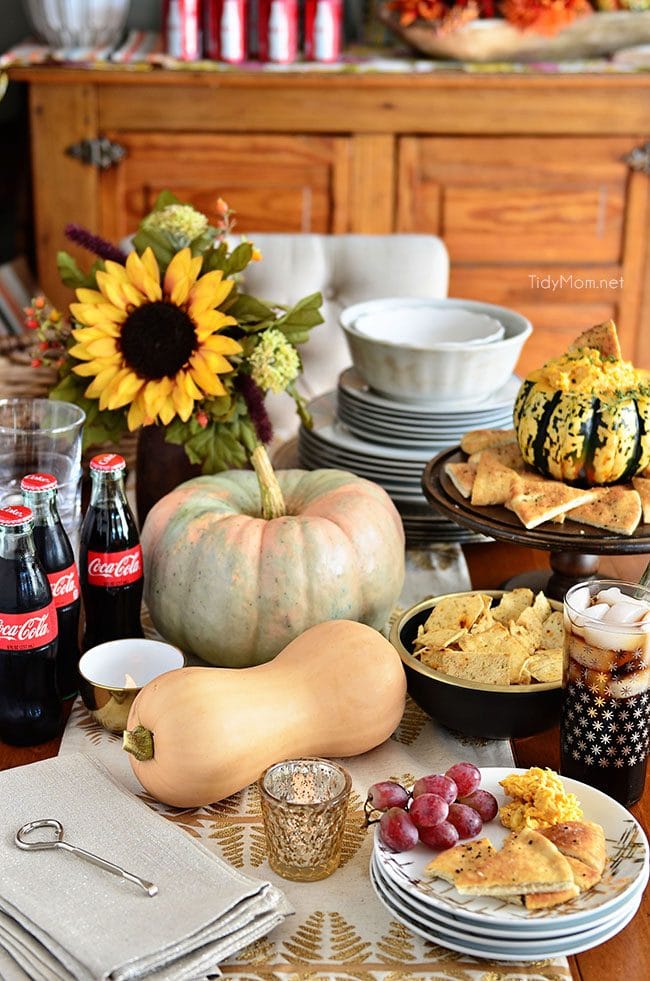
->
(389, 591, 562, 740)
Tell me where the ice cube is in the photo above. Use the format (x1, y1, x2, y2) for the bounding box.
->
(596, 587, 646, 608)
(573, 603, 609, 626)
(602, 602, 650, 625)
(569, 586, 592, 612)
(583, 623, 646, 652)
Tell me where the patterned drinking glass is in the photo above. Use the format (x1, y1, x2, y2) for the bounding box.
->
(259, 758, 351, 881)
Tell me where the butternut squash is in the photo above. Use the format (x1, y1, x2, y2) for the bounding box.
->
(123, 619, 407, 807)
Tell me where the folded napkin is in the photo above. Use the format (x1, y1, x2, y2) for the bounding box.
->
(0, 754, 292, 980)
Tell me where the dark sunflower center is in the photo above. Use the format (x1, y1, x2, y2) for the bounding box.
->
(119, 301, 198, 379)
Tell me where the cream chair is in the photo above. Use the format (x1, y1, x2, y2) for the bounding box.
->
(239, 233, 450, 446)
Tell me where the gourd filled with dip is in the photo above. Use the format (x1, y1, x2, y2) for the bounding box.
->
(514, 320, 650, 487)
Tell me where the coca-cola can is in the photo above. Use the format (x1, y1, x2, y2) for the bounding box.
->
(163, 0, 202, 61)
(304, 0, 343, 63)
(204, 0, 247, 63)
(258, 0, 298, 64)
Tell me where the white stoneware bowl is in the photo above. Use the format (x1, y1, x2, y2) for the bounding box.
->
(26, 0, 130, 48)
(340, 297, 532, 406)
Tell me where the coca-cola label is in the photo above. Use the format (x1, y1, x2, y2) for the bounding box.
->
(0, 601, 58, 650)
(86, 546, 143, 587)
(48, 563, 80, 607)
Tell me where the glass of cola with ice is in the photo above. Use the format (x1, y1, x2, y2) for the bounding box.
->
(561, 579, 650, 807)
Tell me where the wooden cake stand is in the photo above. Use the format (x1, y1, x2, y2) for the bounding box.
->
(422, 448, 650, 599)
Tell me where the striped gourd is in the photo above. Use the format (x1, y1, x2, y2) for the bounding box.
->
(514, 380, 650, 486)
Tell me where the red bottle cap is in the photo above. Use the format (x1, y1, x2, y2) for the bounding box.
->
(20, 473, 58, 492)
(0, 505, 33, 526)
(90, 453, 126, 473)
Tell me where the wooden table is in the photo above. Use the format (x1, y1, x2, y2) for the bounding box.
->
(1, 540, 648, 981)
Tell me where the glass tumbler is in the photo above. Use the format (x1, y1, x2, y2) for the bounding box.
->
(259, 758, 351, 881)
(561, 579, 650, 807)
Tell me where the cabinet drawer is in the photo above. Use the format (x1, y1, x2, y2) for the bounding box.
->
(397, 136, 631, 264)
(100, 133, 351, 241)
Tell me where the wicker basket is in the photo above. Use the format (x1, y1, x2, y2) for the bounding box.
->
(0, 334, 138, 470)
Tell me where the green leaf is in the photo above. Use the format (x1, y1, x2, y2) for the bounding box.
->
(131, 226, 176, 270)
(273, 292, 324, 344)
(228, 292, 277, 326)
(56, 251, 96, 290)
(225, 242, 254, 275)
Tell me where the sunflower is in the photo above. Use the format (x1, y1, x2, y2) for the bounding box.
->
(68, 247, 242, 430)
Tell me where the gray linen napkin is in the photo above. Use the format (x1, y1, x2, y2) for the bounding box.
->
(0, 754, 292, 980)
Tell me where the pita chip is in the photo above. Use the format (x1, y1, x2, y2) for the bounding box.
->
(454, 830, 575, 897)
(425, 838, 496, 884)
(540, 821, 607, 876)
(468, 442, 527, 471)
(460, 429, 517, 456)
(632, 476, 650, 523)
(508, 481, 597, 530)
(567, 320, 622, 360)
(445, 461, 477, 499)
(471, 451, 519, 507)
(569, 485, 642, 537)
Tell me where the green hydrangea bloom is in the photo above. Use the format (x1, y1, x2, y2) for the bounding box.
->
(142, 205, 209, 248)
(249, 329, 300, 394)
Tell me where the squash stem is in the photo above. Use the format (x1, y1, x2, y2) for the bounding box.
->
(123, 725, 155, 762)
(251, 444, 286, 520)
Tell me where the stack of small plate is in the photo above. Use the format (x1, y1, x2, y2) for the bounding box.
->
(337, 367, 518, 449)
(370, 768, 649, 962)
(297, 370, 519, 547)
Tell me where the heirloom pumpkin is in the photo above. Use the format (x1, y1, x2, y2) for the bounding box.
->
(514, 325, 650, 487)
(123, 618, 407, 807)
(141, 447, 405, 666)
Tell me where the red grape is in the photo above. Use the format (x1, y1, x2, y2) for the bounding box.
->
(447, 802, 483, 840)
(412, 774, 458, 805)
(418, 820, 460, 850)
(445, 762, 481, 798)
(366, 781, 409, 811)
(378, 807, 419, 851)
(458, 789, 498, 822)
(408, 793, 448, 829)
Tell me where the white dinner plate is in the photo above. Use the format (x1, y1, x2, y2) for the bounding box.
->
(371, 851, 648, 940)
(374, 767, 649, 929)
(369, 860, 641, 961)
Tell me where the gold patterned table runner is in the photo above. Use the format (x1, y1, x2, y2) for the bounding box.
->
(59, 697, 571, 980)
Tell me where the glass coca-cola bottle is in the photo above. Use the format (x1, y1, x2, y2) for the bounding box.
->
(21, 473, 81, 699)
(79, 454, 144, 651)
(0, 504, 62, 746)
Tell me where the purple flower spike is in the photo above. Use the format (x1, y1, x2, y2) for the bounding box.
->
(64, 224, 128, 264)
(237, 374, 273, 445)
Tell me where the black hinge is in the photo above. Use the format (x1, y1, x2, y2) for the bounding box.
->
(65, 137, 127, 170)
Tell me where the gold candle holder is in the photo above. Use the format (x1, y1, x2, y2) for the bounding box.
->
(259, 758, 351, 882)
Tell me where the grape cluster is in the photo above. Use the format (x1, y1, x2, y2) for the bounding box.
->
(364, 762, 498, 853)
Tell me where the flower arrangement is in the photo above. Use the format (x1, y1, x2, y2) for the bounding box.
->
(26, 193, 323, 474)
(388, 0, 594, 35)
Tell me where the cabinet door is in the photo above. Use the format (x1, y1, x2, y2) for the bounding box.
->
(397, 137, 649, 371)
(99, 132, 351, 243)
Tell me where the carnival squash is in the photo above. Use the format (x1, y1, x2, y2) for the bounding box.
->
(141, 448, 405, 667)
(123, 618, 407, 807)
(514, 325, 650, 487)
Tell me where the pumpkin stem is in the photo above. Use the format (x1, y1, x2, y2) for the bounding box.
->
(251, 443, 286, 520)
(122, 725, 155, 762)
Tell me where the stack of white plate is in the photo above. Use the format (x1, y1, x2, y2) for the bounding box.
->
(370, 768, 649, 962)
(337, 368, 518, 449)
(297, 370, 519, 546)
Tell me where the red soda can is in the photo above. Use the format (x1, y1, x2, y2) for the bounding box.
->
(304, 0, 343, 63)
(205, 0, 247, 63)
(163, 0, 202, 61)
(258, 0, 298, 64)
(0, 504, 62, 746)
(79, 454, 144, 652)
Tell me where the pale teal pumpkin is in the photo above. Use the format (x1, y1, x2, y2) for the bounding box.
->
(141, 467, 405, 667)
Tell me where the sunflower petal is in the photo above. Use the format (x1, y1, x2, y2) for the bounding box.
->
(85, 336, 120, 358)
(188, 272, 234, 315)
(83, 364, 122, 400)
(127, 397, 148, 431)
(157, 396, 177, 426)
(171, 381, 195, 421)
(125, 250, 162, 303)
(164, 248, 196, 306)
(201, 333, 243, 356)
(189, 353, 227, 396)
(96, 271, 129, 311)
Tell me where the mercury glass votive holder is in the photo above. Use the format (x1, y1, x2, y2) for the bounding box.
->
(258, 758, 352, 882)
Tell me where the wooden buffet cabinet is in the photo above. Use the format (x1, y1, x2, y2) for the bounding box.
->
(8, 65, 650, 373)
